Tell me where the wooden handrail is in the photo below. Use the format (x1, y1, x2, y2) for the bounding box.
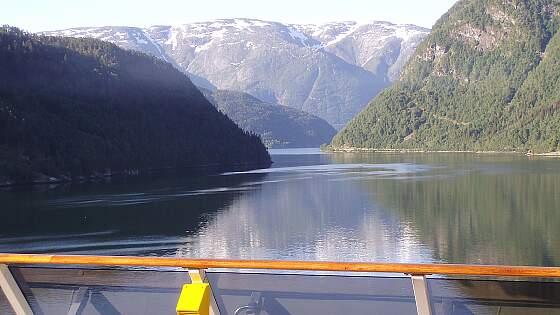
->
(0, 253, 559, 278)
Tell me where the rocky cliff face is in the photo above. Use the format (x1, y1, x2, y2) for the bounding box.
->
(294, 21, 428, 81)
(44, 20, 429, 129)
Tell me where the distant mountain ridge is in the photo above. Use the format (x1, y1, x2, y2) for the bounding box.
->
(292, 21, 428, 80)
(331, 0, 560, 153)
(44, 20, 429, 129)
(203, 89, 337, 148)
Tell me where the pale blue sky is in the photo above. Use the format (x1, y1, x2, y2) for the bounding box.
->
(4, 0, 458, 32)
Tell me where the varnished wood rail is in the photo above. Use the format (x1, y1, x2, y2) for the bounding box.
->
(1, 253, 560, 278)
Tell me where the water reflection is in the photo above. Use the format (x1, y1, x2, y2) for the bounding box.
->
(178, 160, 435, 263)
(180, 151, 560, 266)
(0, 173, 267, 254)
(335, 154, 560, 266)
(0, 149, 559, 267)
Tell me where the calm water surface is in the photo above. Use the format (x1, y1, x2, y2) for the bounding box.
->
(1, 148, 559, 267)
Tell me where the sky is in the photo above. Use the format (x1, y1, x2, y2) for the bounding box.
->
(3, 0, 458, 32)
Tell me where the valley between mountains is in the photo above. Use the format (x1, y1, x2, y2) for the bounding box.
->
(45, 20, 429, 134)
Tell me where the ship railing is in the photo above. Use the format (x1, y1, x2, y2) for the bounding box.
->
(1, 253, 560, 315)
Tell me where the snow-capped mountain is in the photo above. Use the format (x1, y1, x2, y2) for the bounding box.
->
(44, 19, 429, 129)
(294, 21, 429, 81)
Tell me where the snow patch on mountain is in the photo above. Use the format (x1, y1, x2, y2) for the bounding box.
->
(287, 27, 310, 46)
(165, 27, 179, 49)
(195, 41, 213, 53)
(324, 23, 362, 46)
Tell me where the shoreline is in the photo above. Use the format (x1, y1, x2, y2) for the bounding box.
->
(528, 151, 560, 157)
(323, 147, 560, 156)
(0, 161, 272, 188)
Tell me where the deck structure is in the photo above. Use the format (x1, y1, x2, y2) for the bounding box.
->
(1, 253, 559, 314)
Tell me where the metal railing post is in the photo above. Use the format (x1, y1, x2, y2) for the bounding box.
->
(411, 275, 433, 315)
(189, 269, 221, 315)
(66, 287, 89, 315)
(0, 264, 33, 315)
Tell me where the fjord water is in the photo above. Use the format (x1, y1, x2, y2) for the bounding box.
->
(0, 149, 559, 267)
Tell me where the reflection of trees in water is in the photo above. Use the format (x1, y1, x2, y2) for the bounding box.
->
(335, 153, 560, 313)
(0, 172, 267, 237)
(332, 153, 560, 266)
(367, 170, 560, 266)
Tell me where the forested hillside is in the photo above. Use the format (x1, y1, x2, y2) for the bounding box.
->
(331, 0, 560, 153)
(0, 27, 271, 185)
(203, 90, 337, 148)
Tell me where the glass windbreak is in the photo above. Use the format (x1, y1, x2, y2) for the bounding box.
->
(6, 266, 191, 315)
(5, 266, 560, 315)
(428, 278, 560, 315)
(0, 286, 17, 315)
(206, 271, 417, 315)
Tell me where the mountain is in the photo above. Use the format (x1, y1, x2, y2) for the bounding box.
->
(44, 20, 429, 129)
(293, 21, 428, 81)
(331, 0, 560, 153)
(203, 89, 337, 148)
(0, 27, 271, 185)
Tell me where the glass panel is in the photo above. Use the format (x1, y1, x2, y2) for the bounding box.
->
(10, 266, 191, 315)
(0, 286, 17, 315)
(207, 272, 417, 315)
(429, 278, 560, 315)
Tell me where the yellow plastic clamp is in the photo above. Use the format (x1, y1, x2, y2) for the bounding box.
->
(176, 283, 210, 315)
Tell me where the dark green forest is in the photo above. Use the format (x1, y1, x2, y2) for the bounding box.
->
(0, 27, 271, 184)
(203, 89, 337, 148)
(331, 0, 560, 153)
